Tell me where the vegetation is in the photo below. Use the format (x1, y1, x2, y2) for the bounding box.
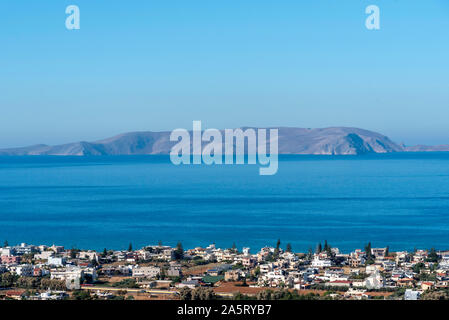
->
(256, 289, 322, 300)
(179, 287, 216, 300)
(174, 242, 184, 260)
(112, 278, 139, 289)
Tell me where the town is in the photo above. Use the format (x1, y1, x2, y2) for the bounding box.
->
(0, 240, 448, 300)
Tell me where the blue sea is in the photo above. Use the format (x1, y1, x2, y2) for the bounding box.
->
(1, 153, 449, 253)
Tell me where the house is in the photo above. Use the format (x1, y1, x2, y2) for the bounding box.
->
(206, 264, 232, 276)
(311, 257, 332, 268)
(421, 281, 434, 291)
(47, 257, 65, 266)
(242, 256, 256, 268)
(397, 278, 414, 287)
(13, 243, 36, 255)
(167, 266, 182, 278)
(365, 270, 385, 289)
(1, 255, 20, 265)
(79, 251, 98, 261)
(15, 264, 34, 277)
(132, 266, 161, 278)
(35, 251, 54, 260)
(177, 279, 199, 289)
(4, 290, 27, 300)
(49, 245, 65, 253)
(224, 270, 241, 282)
(161, 249, 175, 261)
(51, 267, 84, 290)
(1, 247, 16, 256)
(345, 288, 368, 300)
(349, 256, 365, 268)
(404, 289, 421, 300)
(371, 248, 387, 258)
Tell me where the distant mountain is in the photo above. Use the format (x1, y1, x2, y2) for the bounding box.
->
(404, 145, 449, 152)
(0, 126, 441, 156)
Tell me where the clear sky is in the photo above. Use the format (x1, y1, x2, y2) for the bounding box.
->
(0, 0, 448, 148)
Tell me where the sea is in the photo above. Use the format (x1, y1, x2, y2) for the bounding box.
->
(1, 153, 449, 253)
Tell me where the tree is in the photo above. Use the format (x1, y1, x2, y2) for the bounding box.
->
(286, 243, 292, 253)
(385, 246, 390, 257)
(158, 240, 163, 247)
(421, 290, 449, 300)
(102, 248, 107, 257)
(324, 240, 329, 251)
(192, 287, 216, 300)
(232, 242, 237, 252)
(128, 243, 133, 252)
(413, 262, 425, 274)
(70, 247, 78, 259)
(365, 242, 372, 259)
(3, 240, 8, 247)
(427, 248, 439, 263)
(307, 247, 313, 260)
(179, 287, 192, 300)
(326, 247, 333, 258)
(72, 290, 92, 300)
(257, 289, 272, 300)
(274, 239, 281, 258)
(174, 242, 184, 260)
(316, 243, 322, 254)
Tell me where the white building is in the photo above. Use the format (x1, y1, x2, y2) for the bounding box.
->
(15, 264, 34, 277)
(47, 257, 65, 266)
(365, 270, 385, 289)
(132, 266, 161, 278)
(311, 257, 332, 268)
(35, 251, 54, 260)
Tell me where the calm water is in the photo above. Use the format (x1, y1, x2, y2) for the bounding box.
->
(1, 153, 449, 253)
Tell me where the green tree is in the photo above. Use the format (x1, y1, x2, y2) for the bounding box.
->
(257, 289, 272, 300)
(192, 287, 216, 300)
(427, 248, 439, 263)
(70, 247, 78, 259)
(316, 243, 322, 253)
(128, 243, 133, 252)
(324, 240, 329, 251)
(365, 242, 372, 258)
(3, 240, 8, 247)
(307, 247, 313, 260)
(286, 243, 292, 253)
(179, 287, 192, 300)
(413, 262, 425, 274)
(102, 248, 107, 257)
(274, 239, 281, 257)
(174, 242, 184, 260)
(72, 290, 92, 300)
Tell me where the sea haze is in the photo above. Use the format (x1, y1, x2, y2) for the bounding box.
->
(0, 153, 449, 252)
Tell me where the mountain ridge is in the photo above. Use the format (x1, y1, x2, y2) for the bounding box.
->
(0, 127, 446, 156)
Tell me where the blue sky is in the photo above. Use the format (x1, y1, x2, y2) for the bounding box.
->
(0, 0, 448, 148)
